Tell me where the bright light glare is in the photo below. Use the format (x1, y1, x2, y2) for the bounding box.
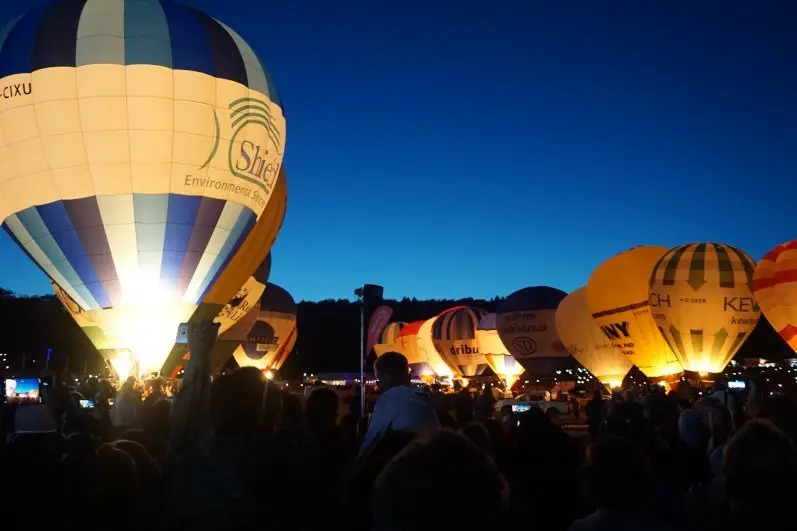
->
(110, 351, 134, 381)
(265, 370, 275, 380)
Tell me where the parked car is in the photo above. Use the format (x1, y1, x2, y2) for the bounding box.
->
(495, 393, 571, 419)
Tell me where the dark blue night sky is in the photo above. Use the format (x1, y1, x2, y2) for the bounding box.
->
(1, 0, 794, 301)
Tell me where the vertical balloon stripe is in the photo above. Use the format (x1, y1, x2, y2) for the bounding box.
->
(216, 21, 275, 104)
(194, 204, 255, 302)
(726, 245, 755, 288)
(159, 0, 215, 76)
(712, 244, 735, 288)
(0, 5, 48, 78)
(175, 197, 225, 295)
(37, 201, 110, 307)
(133, 194, 168, 289)
(191, 8, 248, 87)
(160, 194, 201, 286)
(77, 0, 125, 66)
(200, 212, 256, 300)
(661, 245, 689, 285)
(689, 329, 703, 359)
(31, 0, 87, 70)
(687, 243, 707, 289)
(96, 194, 137, 303)
(10, 209, 98, 308)
(123, 0, 172, 67)
(668, 324, 686, 358)
(3, 216, 92, 310)
(64, 197, 122, 305)
(711, 328, 728, 358)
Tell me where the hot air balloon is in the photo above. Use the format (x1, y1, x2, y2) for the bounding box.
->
(496, 287, 569, 375)
(555, 287, 632, 388)
(394, 320, 435, 378)
(587, 246, 681, 379)
(477, 313, 524, 388)
(649, 243, 759, 375)
(0, 1, 287, 376)
(233, 283, 297, 371)
(754, 240, 797, 355)
(432, 306, 489, 378)
(374, 322, 407, 357)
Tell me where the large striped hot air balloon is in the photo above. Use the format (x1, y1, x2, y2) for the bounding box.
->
(555, 287, 632, 388)
(432, 306, 489, 378)
(587, 246, 682, 379)
(233, 283, 297, 371)
(418, 317, 456, 379)
(650, 243, 759, 375)
(754, 240, 797, 355)
(496, 287, 569, 375)
(374, 322, 407, 357)
(477, 313, 524, 388)
(0, 1, 287, 376)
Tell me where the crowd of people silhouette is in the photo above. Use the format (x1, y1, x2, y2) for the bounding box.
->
(0, 321, 795, 531)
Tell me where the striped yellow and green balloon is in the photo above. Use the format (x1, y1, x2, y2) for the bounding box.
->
(649, 243, 759, 374)
(0, 0, 287, 375)
(374, 322, 407, 357)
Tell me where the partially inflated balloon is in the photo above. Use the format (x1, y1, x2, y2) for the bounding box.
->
(650, 243, 759, 374)
(374, 322, 407, 357)
(394, 321, 425, 369)
(432, 307, 489, 378)
(754, 240, 797, 355)
(233, 283, 297, 371)
(477, 313, 524, 387)
(587, 246, 681, 378)
(0, 1, 286, 375)
(555, 287, 631, 387)
(496, 287, 569, 374)
(214, 253, 271, 335)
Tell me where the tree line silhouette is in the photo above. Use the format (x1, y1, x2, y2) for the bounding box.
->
(0, 288, 792, 380)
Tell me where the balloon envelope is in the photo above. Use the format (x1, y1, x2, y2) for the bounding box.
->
(374, 322, 407, 358)
(587, 246, 682, 378)
(432, 307, 489, 378)
(650, 243, 759, 374)
(233, 283, 297, 371)
(555, 287, 631, 387)
(477, 313, 524, 385)
(0, 1, 287, 375)
(214, 253, 271, 336)
(754, 240, 797, 355)
(496, 287, 569, 374)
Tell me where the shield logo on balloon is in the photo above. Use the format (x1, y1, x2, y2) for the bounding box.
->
(512, 337, 537, 355)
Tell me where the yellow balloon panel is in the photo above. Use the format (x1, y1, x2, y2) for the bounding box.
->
(754, 240, 797, 354)
(0, 66, 285, 223)
(214, 275, 267, 336)
(587, 246, 682, 378)
(233, 312, 296, 371)
(476, 329, 525, 381)
(650, 243, 759, 373)
(555, 287, 631, 387)
(419, 318, 457, 378)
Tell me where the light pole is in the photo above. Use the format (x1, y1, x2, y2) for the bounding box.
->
(354, 287, 365, 416)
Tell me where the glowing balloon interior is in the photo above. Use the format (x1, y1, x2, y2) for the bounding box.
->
(0, 1, 287, 375)
(477, 313, 524, 388)
(233, 283, 297, 371)
(587, 246, 682, 378)
(754, 240, 797, 355)
(555, 287, 631, 388)
(650, 243, 758, 374)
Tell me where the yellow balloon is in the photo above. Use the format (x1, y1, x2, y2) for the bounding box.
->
(555, 287, 632, 387)
(587, 246, 682, 378)
(233, 283, 297, 371)
(649, 243, 759, 374)
(477, 313, 525, 387)
(419, 317, 456, 378)
(374, 322, 407, 358)
(754, 240, 797, 354)
(432, 307, 489, 378)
